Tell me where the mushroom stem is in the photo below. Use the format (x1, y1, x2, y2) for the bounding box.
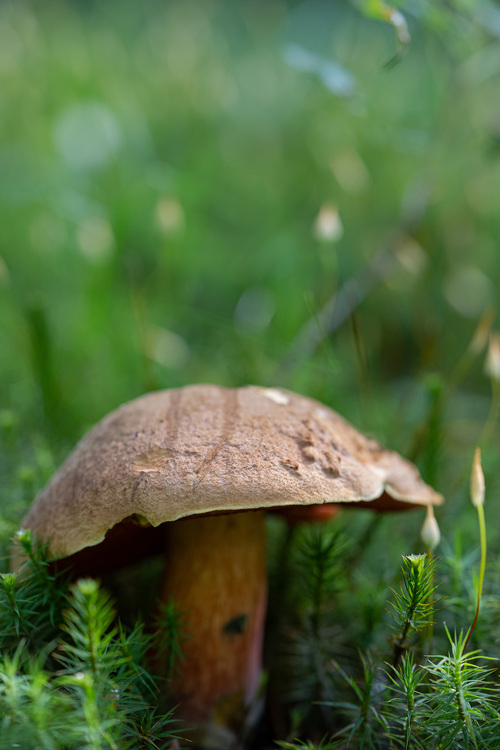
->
(161, 511, 267, 743)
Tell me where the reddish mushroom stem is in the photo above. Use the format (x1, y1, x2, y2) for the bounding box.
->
(161, 511, 267, 740)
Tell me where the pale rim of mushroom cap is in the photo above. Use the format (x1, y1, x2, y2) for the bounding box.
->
(17, 384, 443, 560)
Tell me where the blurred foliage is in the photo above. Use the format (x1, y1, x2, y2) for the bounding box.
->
(1, 0, 500, 549)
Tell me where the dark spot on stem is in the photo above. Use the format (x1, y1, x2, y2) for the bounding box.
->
(222, 613, 248, 635)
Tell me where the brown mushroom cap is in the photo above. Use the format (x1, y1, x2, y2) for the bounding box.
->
(19, 384, 443, 560)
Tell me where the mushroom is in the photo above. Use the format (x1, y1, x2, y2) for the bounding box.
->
(15, 384, 442, 748)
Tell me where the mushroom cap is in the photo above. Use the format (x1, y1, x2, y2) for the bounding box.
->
(19, 385, 443, 559)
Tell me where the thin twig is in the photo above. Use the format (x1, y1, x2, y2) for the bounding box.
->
(272, 243, 402, 384)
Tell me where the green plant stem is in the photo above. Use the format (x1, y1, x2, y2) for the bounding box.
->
(479, 377, 500, 449)
(409, 309, 494, 466)
(392, 557, 430, 670)
(425, 550, 435, 652)
(464, 503, 486, 651)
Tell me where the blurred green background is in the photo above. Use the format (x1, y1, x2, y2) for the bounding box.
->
(1, 0, 500, 563)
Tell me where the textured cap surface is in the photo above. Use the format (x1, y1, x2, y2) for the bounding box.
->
(20, 385, 443, 558)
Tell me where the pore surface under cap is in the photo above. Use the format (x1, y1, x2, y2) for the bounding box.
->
(20, 385, 443, 558)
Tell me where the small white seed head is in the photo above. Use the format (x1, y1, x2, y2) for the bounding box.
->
(484, 332, 500, 382)
(421, 505, 441, 551)
(313, 203, 343, 242)
(470, 447, 485, 507)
